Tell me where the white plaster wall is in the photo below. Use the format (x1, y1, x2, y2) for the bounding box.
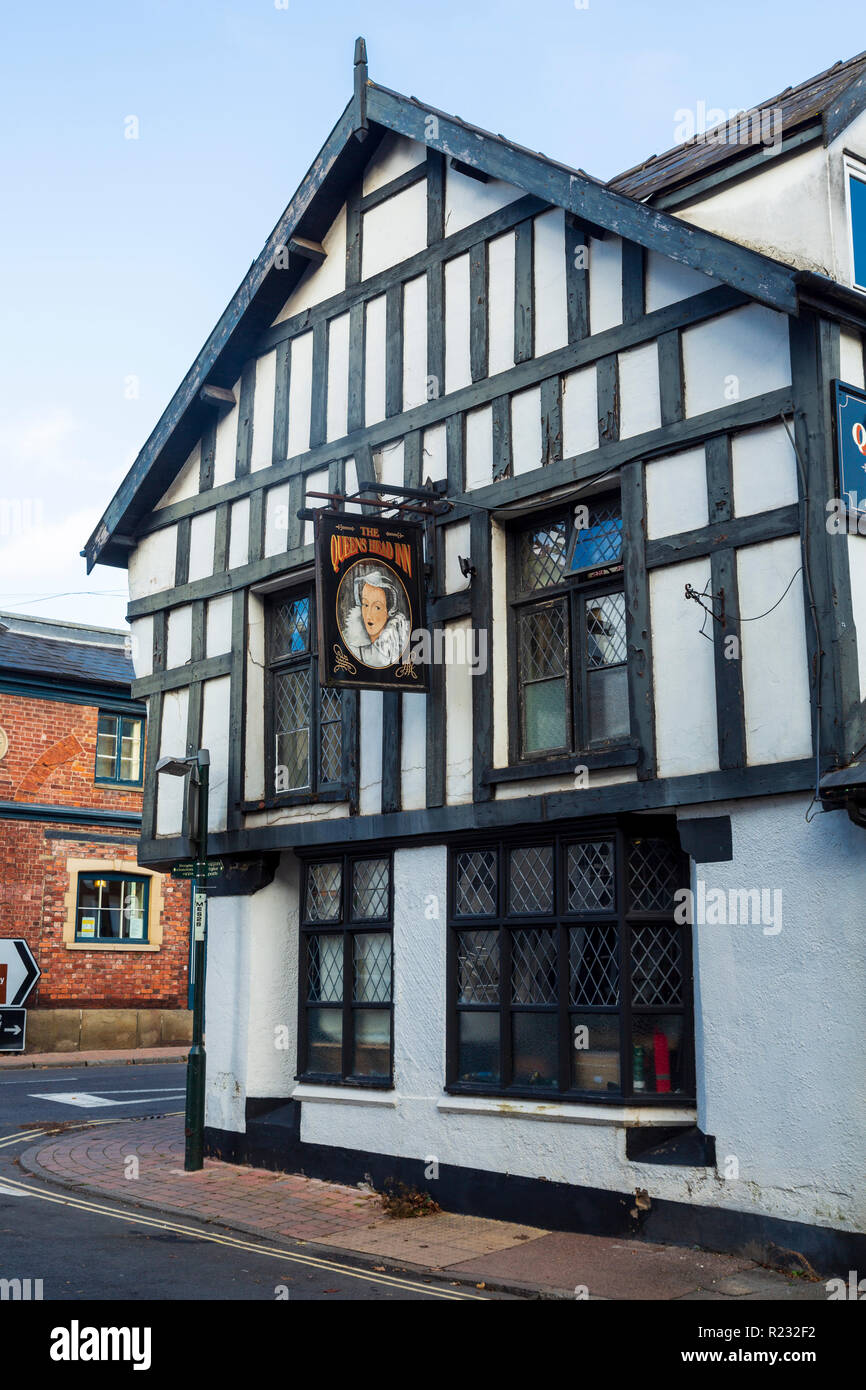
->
(244, 593, 265, 801)
(645, 446, 708, 539)
(188, 511, 215, 583)
(738, 537, 811, 764)
(828, 112, 866, 288)
(487, 230, 515, 377)
(444, 166, 522, 235)
(731, 422, 799, 518)
(201, 674, 231, 832)
(213, 383, 241, 487)
(445, 617, 473, 804)
(650, 557, 719, 777)
(402, 275, 428, 410)
(344, 456, 361, 513)
(166, 604, 192, 669)
(561, 365, 598, 458)
(422, 423, 447, 483)
(400, 692, 427, 812)
(156, 442, 200, 510)
(362, 180, 427, 281)
(374, 440, 403, 490)
(206, 594, 233, 657)
(364, 293, 387, 425)
(244, 801, 349, 830)
(204, 892, 251, 1134)
(533, 208, 568, 357)
(645, 250, 716, 312)
(243, 855, 300, 1099)
(495, 768, 637, 799)
(155, 687, 189, 835)
(682, 304, 791, 418)
(264, 482, 289, 557)
(840, 329, 866, 389)
(511, 385, 542, 475)
(465, 404, 493, 490)
(444, 520, 471, 594)
(848, 533, 866, 699)
(251, 351, 276, 472)
(229, 497, 250, 569)
(128, 527, 176, 600)
(129, 616, 153, 678)
(272, 203, 346, 323)
(618, 341, 661, 439)
(303, 470, 328, 546)
(326, 312, 350, 442)
(445, 252, 471, 394)
(362, 133, 425, 196)
(359, 690, 383, 816)
(588, 234, 622, 335)
(287, 331, 313, 459)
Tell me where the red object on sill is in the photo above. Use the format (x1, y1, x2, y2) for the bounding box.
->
(653, 1028, 671, 1093)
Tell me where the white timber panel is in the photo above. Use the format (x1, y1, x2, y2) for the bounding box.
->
(128, 527, 176, 600)
(849, 534, 866, 699)
(682, 304, 791, 417)
(645, 447, 708, 539)
(465, 404, 493, 490)
(645, 251, 716, 312)
(650, 557, 719, 777)
(304, 470, 328, 545)
(156, 442, 200, 509)
(365, 294, 387, 426)
(344, 456, 361, 514)
(213, 380, 241, 486)
(229, 497, 250, 569)
(619, 341, 661, 439)
(445, 252, 472, 394)
(326, 312, 350, 443)
(738, 537, 812, 764)
(245, 594, 265, 800)
(445, 165, 523, 235)
(487, 231, 516, 376)
(166, 604, 192, 669)
(491, 520, 508, 767)
(272, 203, 347, 322)
(402, 274, 428, 409)
(201, 674, 231, 832)
(156, 688, 189, 835)
(511, 385, 542, 475)
(188, 511, 216, 583)
(251, 350, 276, 471)
(422, 423, 447, 483)
(206, 594, 233, 657)
(362, 180, 427, 281)
(445, 617, 473, 804)
(374, 440, 404, 489)
(732, 423, 799, 518)
(359, 690, 383, 815)
(444, 520, 471, 594)
(362, 133, 426, 196)
(588, 234, 623, 335)
(400, 692, 427, 812)
(264, 483, 289, 557)
(287, 331, 313, 459)
(129, 616, 153, 679)
(561, 365, 598, 458)
(840, 330, 866, 388)
(533, 208, 568, 357)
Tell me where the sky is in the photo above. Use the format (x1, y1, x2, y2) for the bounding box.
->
(1, 0, 863, 631)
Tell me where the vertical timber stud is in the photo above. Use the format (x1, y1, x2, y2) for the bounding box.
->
(597, 354, 620, 444)
(199, 420, 216, 493)
(470, 241, 489, 383)
(492, 396, 512, 480)
(227, 588, 247, 830)
(470, 509, 493, 802)
(385, 284, 403, 418)
(310, 320, 329, 450)
(427, 149, 446, 406)
(657, 329, 684, 427)
(248, 488, 265, 565)
(212, 504, 229, 574)
(704, 434, 732, 524)
(621, 240, 644, 324)
(446, 413, 464, 495)
(710, 547, 746, 770)
(175, 517, 191, 588)
(342, 688, 360, 813)
(541, 375, 562, 466)
(286, 475, 304, 553)
(235, 360, 256, 478)
(404, 431, 422, 490)
(345, 186, 362, 288)
(621, 461, 655, 779)
(565, 213, 589, 343)
(514, 218, 534, 364)
(381, 693, 402, 813)
(272, 338, 291, 463)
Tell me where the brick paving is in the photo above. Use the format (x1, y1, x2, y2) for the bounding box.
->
(19, 1115, 829, 1299)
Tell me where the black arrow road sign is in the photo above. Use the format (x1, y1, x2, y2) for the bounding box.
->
(0, 939, 41, 1005)
(0, 1007, 27, 1052)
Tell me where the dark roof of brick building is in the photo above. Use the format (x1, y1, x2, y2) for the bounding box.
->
(0, 628, 134, 690)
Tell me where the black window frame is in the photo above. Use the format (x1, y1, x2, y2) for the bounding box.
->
(264, 583, 347, 807)
(75, 870, 151, 944)
(94, 710, 145, 786)
(298, 852, 394, 1089)
(446, 821, 694, 1107)
(506, 496, 629, 768)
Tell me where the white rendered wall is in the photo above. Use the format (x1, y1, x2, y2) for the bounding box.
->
(400, 692, 427, 812)
(840, 329, 866, 389)
(682, 304, 791, 417)
(251, 351, 276, 471)
(465, 405, 493, 490)
(206, 594, 233, 656)
(128, 527, 176, 600)
(444, 520, 471, 594)
(362, 180, 427, 281)
(650, 557, 719, 777)
(272, 203, 347, 323)
(402, 275, 428, 410)
(201, 674, 231, 832)
(166, 604, 192, 669)
(561, 365, 598, 458)
(204, 892, 251, 1134)
(364, 294, 387, 425)
(731, 423, 799, 517)
(156, 442, 200, 510)
(188, 511, 216, 583)
(287, 331, 313, 459)
(444, 166, 522, 235)
(359, 690, 383, 815)
(243, 856, 301, 1101)
(155, 688, 189, 835)
(445, 253, 472, 394)
(362, 133, 425, 196)
(645, 251, 716, 312)
(213, 384, 241, 487)
(511, 386, 542, 475)
(264, 482, 289, 557)
(422, 423, 447, 483)
(533, 208, 568, 357)
(129, 616, 153, 678)
(588, 234, 622, 335)
(645, 447, 708, 539)
(445, 618, 473, 804)
(487, 231, 516, 376)
(618, 341, 661, 439)
(303, 470, 328, 546)
(326, 312, 350, 442)
(738, 537, 812, 764)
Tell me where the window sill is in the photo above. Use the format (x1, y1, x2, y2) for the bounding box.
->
(292, 1083, 397, 1108)
(94, 780, 143, 790)
(241, 787, 348, 812)
(484, 745, 638, 785)
(437, 1095, 697, 1126)
(67, 941, 157, 952)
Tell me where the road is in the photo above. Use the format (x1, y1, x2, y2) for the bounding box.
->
(0, 1062, 493, 1301)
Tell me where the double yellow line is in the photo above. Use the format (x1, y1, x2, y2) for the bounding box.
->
(0, 1122, 483, 1300)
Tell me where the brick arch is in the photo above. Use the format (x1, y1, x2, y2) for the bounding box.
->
(15, 734, 87, 799)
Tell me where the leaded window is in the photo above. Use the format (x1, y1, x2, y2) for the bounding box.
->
(510, 497, 628, 758)
(266, 587, 343, 799)
(300, 855, 393, 1084)
(95, 712, 144, 785)
(448, 826, 693, 1103)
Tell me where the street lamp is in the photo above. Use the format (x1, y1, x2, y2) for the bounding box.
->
(156, 748, 210, 1171)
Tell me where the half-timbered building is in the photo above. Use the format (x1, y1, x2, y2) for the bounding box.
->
(86, 44, 866, 1268)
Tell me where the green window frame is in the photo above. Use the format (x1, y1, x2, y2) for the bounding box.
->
(75, 871, 150, 943)
(95, 711, 144, 785)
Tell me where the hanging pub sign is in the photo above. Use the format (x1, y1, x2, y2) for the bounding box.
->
(315, 510, 428, 692)
(833, 379, 866, 516)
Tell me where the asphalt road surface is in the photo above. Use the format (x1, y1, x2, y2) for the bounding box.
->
(0, 1062, 495, 1302)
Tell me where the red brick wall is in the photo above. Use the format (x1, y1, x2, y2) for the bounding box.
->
(0, 692, 143, 813)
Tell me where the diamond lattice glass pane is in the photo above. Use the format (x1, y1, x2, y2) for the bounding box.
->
(520, 518, 569, 591)
(305, 861, 342, 921)
(275, 729, 309, 791)
(519, 602, 567, 683)
(321, 686, 342, 722)
(631, 926, 683, 1006)
(511, 928, 558, 1004)
(509, 846, 554, 914)
(353, 933, 392, 1002)
(455, 850, 497, 916)
(569, 925, 619, 1006)
(585, 592, 626, 669)
(628, 838, 682, 912)
(271, 596, 310, 658)
(274, 668, 311, 789)
(307, 933, 343, 1001)
(352, 859, 390, 919)
(567, 841, 615, 912)
(524, 677, 568, 753)
(570, 499, 623, 572)
(456, 930, 500, 1003)
(319, 692, 342, 784)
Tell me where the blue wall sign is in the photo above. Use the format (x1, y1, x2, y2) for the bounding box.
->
(834, 379, 866, 514)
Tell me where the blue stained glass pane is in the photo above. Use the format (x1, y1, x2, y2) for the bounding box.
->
(851, 174, 866, 290)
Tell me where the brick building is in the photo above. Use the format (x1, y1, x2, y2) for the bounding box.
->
(0, 612, 191, 1052)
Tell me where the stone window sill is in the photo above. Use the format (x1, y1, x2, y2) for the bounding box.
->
(66, 941, 159, 953)
(292, 1083, 397, 1108)
(437, 1095, 697, 1126)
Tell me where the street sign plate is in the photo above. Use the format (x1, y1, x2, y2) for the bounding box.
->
(171, 860, 223, 880)
(0, 939, 40, 1006)
(833, 378, 866, 514)
(0, 1007, 27, 1052)
(193, 891, 207, 942)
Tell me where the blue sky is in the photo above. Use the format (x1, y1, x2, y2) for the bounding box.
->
(0, 0, 862, 629)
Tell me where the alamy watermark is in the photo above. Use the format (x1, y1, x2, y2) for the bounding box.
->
(674, 881, 782, 935)
(673, 103, 782, 154)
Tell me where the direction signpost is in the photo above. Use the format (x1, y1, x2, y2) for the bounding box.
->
(0, 1007, 27, 1052)
(171, 860, 223, 880)
(0, 939, 41, 1052)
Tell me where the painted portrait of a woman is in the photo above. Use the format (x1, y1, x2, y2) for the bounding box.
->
(338, 564, 411, 669)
